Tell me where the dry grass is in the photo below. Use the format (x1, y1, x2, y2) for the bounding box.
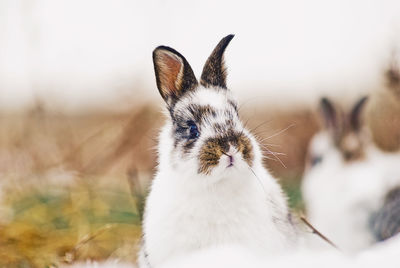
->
(0, 104, 161, 267)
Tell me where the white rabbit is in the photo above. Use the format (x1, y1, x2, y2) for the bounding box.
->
(139, 35, 298, 268)
(302, 94, 400, 252)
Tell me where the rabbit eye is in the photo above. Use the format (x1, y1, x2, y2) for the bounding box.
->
(310, 155, 323, 166)
(187, 121, 200, 139)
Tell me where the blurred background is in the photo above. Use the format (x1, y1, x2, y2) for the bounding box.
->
(0, 0, 400, 266)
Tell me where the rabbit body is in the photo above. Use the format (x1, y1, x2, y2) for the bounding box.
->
(139, 36, 297, 267)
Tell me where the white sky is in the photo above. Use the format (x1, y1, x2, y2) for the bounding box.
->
(0, 0, 399, 112)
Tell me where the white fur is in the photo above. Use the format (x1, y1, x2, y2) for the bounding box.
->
(302, 131, 400, 252)
(140, 87, 297, 267)
(159, 234, 400, 268)
(187, 87, 230, 109)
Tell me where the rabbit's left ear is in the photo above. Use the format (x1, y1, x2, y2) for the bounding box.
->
(200, 34, 234, 89)
(153, 46, 198, 105)
(350, 96, 368, 131)
(320, 97, 337, 129)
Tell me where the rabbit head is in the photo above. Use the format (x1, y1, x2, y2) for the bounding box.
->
(153, 35, 260, 183)
(306, 96, 369, 168)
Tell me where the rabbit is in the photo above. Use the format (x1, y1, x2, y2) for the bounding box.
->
(302, 95, 400, 252)
(138, 35, 298, 268)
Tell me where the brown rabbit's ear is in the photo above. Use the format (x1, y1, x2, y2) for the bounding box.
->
(386, 62, 400, 88)
(153, 46, 198, 105)
(200, 34, 234, 89)
(385, 55, 400, 97)
(350, 96, 368, 131)
(320, 97, 337, 129)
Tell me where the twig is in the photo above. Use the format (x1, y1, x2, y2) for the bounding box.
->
(63, 224, 115, 263)
(300, 216, 340, 251)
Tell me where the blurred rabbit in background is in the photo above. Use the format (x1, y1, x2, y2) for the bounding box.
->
(301, 56, 400, 252)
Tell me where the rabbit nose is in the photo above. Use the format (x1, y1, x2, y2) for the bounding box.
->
(225, 147, 237, 167)
(228, 155, 234, 167)
(344, 151, 353, 160)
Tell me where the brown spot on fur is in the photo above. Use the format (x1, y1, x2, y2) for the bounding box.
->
(198, 133, 253, 175)
(237, 134, 254, 166)
(337, 132, 365, 161)
(199, 138, 223, 175)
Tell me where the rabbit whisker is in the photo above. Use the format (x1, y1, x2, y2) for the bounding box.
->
(261, 155, 275, 161)
(261, 145, 287, 168)
(259, 123, 296, 141)
(262, 150, 286, 156)
(249, 119, 273, 134)
(258, 143, 287, 156)
(247, 164, 267, 197)
(262, 143, 282, 148)
(252, 134, 282, 148)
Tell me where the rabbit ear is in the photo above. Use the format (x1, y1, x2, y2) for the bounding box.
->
(350, 96, 368, 131)
(385, 54, 400, 97)
(153, 46, 198, 105)
(200, 34, 234, 89)
(386, 62, 400, 88)
(320, 97, 337, 129)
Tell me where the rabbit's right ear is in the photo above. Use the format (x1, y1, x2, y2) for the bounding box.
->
(200, 34, 234, 89)
(153, 46, 198, 105)
(350, 96, 368, 131)
(320, 97, 337, 129)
